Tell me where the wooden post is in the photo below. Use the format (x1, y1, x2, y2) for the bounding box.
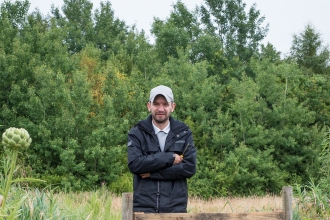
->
(282, 186, 293, 220)
(122, 192, 133, 220)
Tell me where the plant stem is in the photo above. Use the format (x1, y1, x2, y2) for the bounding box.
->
(1, 149, 18, 210)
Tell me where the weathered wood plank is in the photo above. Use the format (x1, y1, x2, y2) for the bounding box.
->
(282, 186, 293, 220)
(134, 211, 284, 220)
(122, 192, 133, 220)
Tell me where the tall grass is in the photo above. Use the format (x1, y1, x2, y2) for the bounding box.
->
(18, 188, 284, 219)
(292, 128, 330, 220)
(19, 187, 121, 220)
(293, 181, 330, 220)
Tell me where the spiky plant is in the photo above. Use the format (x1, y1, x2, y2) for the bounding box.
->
(0, 127, 44, 219)
(1, 128, 32, 209)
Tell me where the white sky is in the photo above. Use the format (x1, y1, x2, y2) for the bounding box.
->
(22, 0, 330, 56)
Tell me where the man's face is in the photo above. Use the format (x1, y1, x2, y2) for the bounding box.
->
(147, 95, 176, 125)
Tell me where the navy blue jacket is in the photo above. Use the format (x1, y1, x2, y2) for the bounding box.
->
(127, 115, 197, 213)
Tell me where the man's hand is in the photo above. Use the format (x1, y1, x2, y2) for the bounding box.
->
(139, 154, 183, 178)
(140, 173, 150, 178)
(173, 153, 183, 164)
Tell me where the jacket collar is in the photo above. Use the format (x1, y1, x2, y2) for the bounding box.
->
(138, 115, 188, 135)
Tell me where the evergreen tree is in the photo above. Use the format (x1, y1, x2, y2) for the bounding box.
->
(290, 24, 330, 126)
(290, 23, 330, 75)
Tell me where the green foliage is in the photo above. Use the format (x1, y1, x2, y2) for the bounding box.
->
(226, 143, 285, 195)
(109, 172, 133, 195)
(294, 180, 330, 219)
(287, 132, 330, 219)
(290, 23, 330, 75)
(253, 60, 323, 183)
(259, 43, 282, 63)
(200, 0, 268, 62)
(93, 1, 127, 57)
(289, 24, 330, 126)
(151, 1, 201, 64)
(190, 142, 285, 198)
(61, 0, 94, 54)
(319, 128, 330, 191)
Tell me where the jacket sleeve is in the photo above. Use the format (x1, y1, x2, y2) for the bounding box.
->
(127, 131, 175, 174)
(150, 133, 197, 180)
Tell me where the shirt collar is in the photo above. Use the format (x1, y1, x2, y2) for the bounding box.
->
(152, 121, 170, 134)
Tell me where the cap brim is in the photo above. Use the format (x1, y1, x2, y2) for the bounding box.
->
(150, 94, 172, 102)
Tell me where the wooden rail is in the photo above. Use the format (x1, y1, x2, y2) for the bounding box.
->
(122, 186, 293, 220)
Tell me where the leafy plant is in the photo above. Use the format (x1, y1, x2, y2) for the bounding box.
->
(292, 128, 330, 219)
(20, 188, 61, 220)
(319, 127, 330, 191)
(0, 127, 45, 219)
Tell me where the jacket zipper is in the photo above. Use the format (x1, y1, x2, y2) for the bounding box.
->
(156, 181, 160, 212)
(153, 132, 160, 212)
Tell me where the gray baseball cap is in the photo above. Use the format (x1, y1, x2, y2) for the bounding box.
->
(149, 85, 174, 102)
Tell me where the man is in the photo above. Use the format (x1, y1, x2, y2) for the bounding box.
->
(127, 85, 197, 213)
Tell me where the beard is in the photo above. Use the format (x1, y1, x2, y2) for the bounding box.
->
(152, 112, 170, 124)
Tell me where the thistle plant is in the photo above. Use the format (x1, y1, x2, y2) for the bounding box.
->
(1, 127, 32, 207)
(0, 127, 44, 218)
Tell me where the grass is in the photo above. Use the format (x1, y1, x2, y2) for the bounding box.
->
(21, 188, 122, 220)
(18, 189, 284, 219)
(57, 191, 284, 215)
(187, 195, 283, 213)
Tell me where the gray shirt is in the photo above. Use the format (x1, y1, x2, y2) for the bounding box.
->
(152, 121, 170, 152)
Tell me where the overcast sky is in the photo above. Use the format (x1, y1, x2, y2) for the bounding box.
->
(25, 0, 330, 56)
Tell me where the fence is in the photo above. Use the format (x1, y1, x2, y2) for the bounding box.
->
(122, 186, 293, 220)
